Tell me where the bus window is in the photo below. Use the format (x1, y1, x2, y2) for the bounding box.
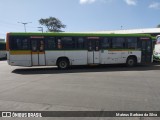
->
(10, 37, 30, 50)
(156, 37, 160, 44)
(45, 37, 56, 50)
(101, 37, 110, 49)
(61, 37, 75, 49)
(57, 39, 62, 49)
(40, 40, 44, 51)
(76, 37, 85, 49)
(31, 40, 37, 52)
(147, 41, 152, 52)
(126, 37, 137, 49)
(112, 37, 125, 49)
(88, 40, 92, 51)
(95, 40, 99, 51)
(23, 39, 29, 50)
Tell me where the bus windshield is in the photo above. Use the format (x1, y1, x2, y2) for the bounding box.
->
(156, 36, 160, 44)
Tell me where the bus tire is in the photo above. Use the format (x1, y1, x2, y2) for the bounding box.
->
(126, 57, 137, 67)
(57, 58, 69, 69)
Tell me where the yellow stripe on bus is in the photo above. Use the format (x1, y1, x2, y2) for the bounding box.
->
(10, 51, 45, 55)
(32, 52, 45, 54)
(10, 51, 31, 55)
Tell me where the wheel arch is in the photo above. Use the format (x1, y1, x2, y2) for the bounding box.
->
(127, 55, 137, 63)
(126, 55, 138, 67)
(56, 56, 70, 66)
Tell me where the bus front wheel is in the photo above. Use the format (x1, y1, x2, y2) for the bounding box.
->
(57, 58, 69, 69)
(126, 57, 137, 67)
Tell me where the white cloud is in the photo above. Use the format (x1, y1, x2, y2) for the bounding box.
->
(79, 0, 114, 4)
(149, 2, 160, 9)
(124, 0, 137, 6)
(79, 0, 137, 5)
(80, 0, 96, 4)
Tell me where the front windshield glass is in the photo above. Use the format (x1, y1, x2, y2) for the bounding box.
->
(156, 37, 160, 44)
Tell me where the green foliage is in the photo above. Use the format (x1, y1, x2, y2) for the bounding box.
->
(39, 17, 66, 32)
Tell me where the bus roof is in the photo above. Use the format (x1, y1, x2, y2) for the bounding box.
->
(7, 32, 152, 37)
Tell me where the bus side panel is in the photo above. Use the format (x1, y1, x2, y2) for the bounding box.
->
(9, 53, 32, 67)
(100, 50, 124, 64)
(45, 51, 65, 65)
(100, 50, 141, 64)
(65, 51, 88, 65)
(121, 51, 141, 63)
(107, 50, 122, 64)
(45, 50, 88, 66)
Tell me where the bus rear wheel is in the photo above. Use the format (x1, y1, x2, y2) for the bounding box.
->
(57, 58, 69, 69)
(126, 57, 137, 67)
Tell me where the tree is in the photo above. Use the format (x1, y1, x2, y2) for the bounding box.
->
(157, 24, 160, 28)
(39, 17, 66, 32)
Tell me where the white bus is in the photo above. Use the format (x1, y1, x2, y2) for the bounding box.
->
(153, 35, 160, 61)
(0, 41, 6, 59)
(6, 32, 153, 69)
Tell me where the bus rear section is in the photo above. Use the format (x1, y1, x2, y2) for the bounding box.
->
(6, 34, 45, 66)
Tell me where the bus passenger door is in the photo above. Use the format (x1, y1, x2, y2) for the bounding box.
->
(87, 38, 100, 64)
(141, 38, 152, 63)
(31, 38, 46, 66)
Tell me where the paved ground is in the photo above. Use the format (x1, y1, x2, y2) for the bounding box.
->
(0, 60, 160, 120)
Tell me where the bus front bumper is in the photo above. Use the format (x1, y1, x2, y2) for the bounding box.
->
(153, 55, 160, 61)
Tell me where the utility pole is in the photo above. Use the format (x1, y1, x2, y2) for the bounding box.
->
(18, 22, 32, 32)
(38, 27, 43, 33)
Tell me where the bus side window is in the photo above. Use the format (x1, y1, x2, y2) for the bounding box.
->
(32, 40, 37, 52)
(112, 37, 125, 49)
(101, 37, 110, 49)
(10, 36, 30, 50)
(147, 41, 152, 52)
(40, 40, 44, 51)
(95, 40, 99, 51)
(16, 39, 21, 49)
(88, 40, 92, 51)
(60, 37, 75, 49)
(137, 38, 142, 49)
(76, 37, 85, 49)
(57, 39, 62, 49)
(157, 37, 160, 44)
(126, 37, 137, 49)
(45, 37, 56, 50)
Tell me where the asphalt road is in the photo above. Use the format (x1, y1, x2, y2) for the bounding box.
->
(0, 60, 160, 120)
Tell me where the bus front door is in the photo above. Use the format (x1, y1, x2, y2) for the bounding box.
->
(31, 39, 46, 66)
(141, 38, 152, 63)
(87, 38, 100, 64)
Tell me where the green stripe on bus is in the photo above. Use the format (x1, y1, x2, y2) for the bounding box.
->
(8, 32, 151, 37)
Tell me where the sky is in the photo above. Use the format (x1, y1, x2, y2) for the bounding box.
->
(0, 0, 160, 38)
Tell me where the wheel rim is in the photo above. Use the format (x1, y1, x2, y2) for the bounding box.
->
(59, 61, 67, 68)
(128, 59, 134, 66)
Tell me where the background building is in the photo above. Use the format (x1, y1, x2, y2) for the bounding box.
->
(96, 28, 160, 37)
